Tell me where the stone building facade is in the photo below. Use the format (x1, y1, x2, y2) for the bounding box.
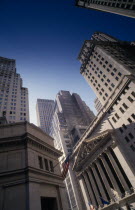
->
(71, 32, 135, 210)
(0, 122, 68, 210)
(94, 97, 102, 113)
(0, 56, 29, 123)
(75, 0, 135, 18)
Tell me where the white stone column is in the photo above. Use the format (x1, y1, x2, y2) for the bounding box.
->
(79, 176, 91, 210)
(86, 167, 102, 206)
(96, 159, 113, 201)
(82, 171, 97, 208)
(105, 149, 130, 192)
(113, 146, 135, 189)
(100, 154, 122, 197)
(91, 163, 108, 201)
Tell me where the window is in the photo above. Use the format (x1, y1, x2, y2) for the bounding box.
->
(118, 72, 122, 77)
(125, 136, 130, 142)
(38, 156, 43, 169)
(112, 117, 117, 123)
(101, 88, 104, 92)
(129, 133, 134, 139)
(115, 113, 120, 119)
(119, 128, 123, 133)
(131, 91, 135, 98)
(128, 96, 134, 103)
(122, 124, 127, 130)
(123, 103, 128, 110)
(111, 83, 115, 88)
(119, 107, 125, 114)
(113, 68, 117, 72)
(130, 145, 135, 152)
(44, 158, 49, 171)
(127, 118, 132, 123)
(49, 161, 54, 172)
(131, 114, 135, 120)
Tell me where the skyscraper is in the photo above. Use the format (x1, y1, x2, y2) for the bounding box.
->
(75, 0, 135, 18)
(51, 90, 95, 210)
(78, 32, 135, 106)
(0, 56, 29, 123)
(36, 99, 55, 135)
(71, 32, 135, 210)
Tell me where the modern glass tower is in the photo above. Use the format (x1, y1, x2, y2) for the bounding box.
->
(0, 56, 29, 123)
(75, 0, 135, 18)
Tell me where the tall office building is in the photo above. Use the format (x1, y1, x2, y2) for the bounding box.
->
(71, 32, 135, 209)
(75, 0, 135, 18)
(36, 99, 55, 135)
(0, 56, 29, 123)
(78, 32, 135, 106)
(50, 90, 95, 210)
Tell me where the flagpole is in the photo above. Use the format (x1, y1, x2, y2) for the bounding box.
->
(53, 161, 60, 169)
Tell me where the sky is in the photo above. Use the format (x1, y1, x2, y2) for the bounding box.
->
(0, 0, 135, 125)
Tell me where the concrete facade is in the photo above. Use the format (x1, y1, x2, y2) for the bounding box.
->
(94, 97, 102, 113)
(71, 32, 135, 209)
(0, 122, 68, 210)
(36, 99, 55, 134)
(75, 0, 135, 18)
(0, 56, 29, 123)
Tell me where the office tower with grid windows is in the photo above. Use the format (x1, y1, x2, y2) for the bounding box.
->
(78, 32, 135, 106)
(75, 0, 135, 18)
(36, 99, 55, 135)
(71, 32, 135, 210)
(50, 90, 95, 210)
(0, 56, 29, 123)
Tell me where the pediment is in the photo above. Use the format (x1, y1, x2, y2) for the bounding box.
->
(72, 130, 114, 171)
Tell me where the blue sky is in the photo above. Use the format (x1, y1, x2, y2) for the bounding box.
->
(0, 0, 135, 124)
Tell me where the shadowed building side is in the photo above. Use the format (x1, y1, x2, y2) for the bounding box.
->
(0, 122, 69, 210)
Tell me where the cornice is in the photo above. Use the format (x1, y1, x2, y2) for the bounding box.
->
(0, 167, 65, 187)
(0, 133, 62, 157)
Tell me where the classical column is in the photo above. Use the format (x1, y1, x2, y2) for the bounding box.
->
(82, 171, 97, 208)
(96, 159, 113, 201)
(100, 154, 122, 197)
(78, 175, 91, 210)
(86, 167, 102, 206)
(105, 149, 130, 192)
(91, 163, 108, 201)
